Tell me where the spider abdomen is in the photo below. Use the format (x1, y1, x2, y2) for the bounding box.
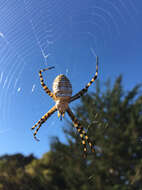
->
(52, 74, 72, 97)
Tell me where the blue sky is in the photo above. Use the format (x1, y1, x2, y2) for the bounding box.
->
(0, 0, 142, 158)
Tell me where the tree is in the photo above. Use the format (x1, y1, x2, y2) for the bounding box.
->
(0, 76, 142, 190)
(0, 154, 39, 190)
(48, 76, 142, 190)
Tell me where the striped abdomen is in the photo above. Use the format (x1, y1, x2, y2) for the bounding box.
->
(52, 74, 72, 98)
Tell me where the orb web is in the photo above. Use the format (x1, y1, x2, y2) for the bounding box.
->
(0, 0, 140, 156)
(22, 0, 140, 75)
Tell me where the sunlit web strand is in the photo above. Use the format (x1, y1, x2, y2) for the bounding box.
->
(70, 5, 120, 41)
(28, 13, 72, 43)
(29, 20, 51, 65)
(23, 1, 55, 65)
(0, 2, 36, 60)
(0, 41, 19, 89)
(71, 19, 105, 47)
(23, 0, 73, 60)
(92, 6, 120, 36)
(0, 54, 13, 124)
(117, 0, 138, 28)
(1, 34, 27, 92)
(0, 31, 27, 126)
(103, 0, 127, 25)
(0, 52, 24, 124)
(69, 31, 98, 50)
(70, 10, 111, 32)
(91, 12, 111, 38)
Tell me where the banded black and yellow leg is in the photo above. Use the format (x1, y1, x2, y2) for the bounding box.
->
(39, 66, 55, 99)
(75, 122, 95, 154)
(33, 122, 42, 141)
(67, 107, 95, 157)
(79, 132, 87, 158)
(70, 56, 98, 102)
(31, 106, 57, 140)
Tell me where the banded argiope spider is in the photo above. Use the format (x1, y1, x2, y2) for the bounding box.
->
(32, 56, 98, 158)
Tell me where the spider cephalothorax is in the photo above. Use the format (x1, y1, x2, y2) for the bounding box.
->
(32, 56, 99, 158)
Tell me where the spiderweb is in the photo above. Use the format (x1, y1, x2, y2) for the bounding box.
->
(0, 0, 141, 156)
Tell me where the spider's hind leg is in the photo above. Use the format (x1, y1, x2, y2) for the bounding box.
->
(79, 132, 88, 158)
(66, 107, 95, 157)
(77, 123, 95, 154)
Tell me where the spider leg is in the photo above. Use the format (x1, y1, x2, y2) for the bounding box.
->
(66, 107, 95, 157)
(31, 106, 57, 140)
(70, 56, 98, 102)
(39, 66, 55, 99)
(79, 133, 87, 158)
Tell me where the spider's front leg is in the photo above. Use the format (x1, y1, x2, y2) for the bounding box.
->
(39, 66, 55, 99)
(70, 56, 98, 102)
(31, 106, 57, 141)
(66, 107, 95, 158)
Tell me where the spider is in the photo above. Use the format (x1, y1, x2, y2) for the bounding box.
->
(32, 56, 98, 158)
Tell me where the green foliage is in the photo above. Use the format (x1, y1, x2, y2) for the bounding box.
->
(0, 76, 142, 189)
